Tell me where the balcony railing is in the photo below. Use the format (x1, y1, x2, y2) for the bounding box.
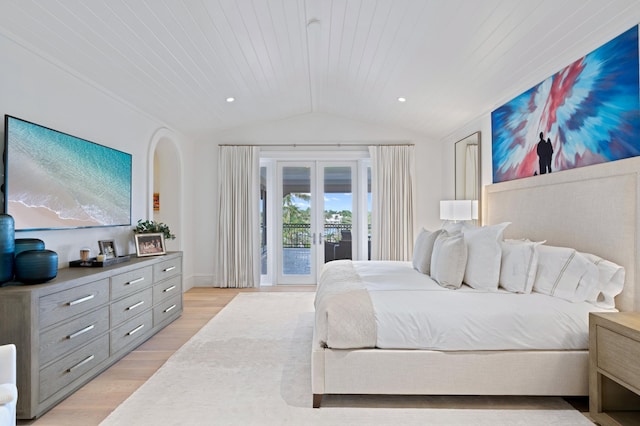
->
(282, 223, 311, 248)
(281, 223, 356, 248)
(259, 223, 372, 274)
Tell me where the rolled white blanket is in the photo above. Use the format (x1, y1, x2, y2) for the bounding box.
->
(314, 260, 377, 349)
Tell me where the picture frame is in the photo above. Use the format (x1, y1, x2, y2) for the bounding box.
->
(134, 233, 166, 257)
(98, 240, 118, 259)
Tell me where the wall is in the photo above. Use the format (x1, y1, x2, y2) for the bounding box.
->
(192, 112, 442, 286)
(0, 33, 195, 289)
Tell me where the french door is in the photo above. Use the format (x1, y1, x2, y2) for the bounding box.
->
(265, 160, 366, 285)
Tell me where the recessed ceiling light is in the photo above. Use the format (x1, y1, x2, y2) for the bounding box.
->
(397, 97, 406, 103)
(226, 97, 235, 103)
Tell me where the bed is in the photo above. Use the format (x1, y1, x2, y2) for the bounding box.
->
(311, 158, 640, 408)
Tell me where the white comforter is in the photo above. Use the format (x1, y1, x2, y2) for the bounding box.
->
(316, 260, 614, 351)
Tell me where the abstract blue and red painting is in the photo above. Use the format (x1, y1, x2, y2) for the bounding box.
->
(492, 26, 640, 183)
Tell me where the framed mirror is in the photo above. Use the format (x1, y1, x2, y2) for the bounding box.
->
(455, 132, 481, 220)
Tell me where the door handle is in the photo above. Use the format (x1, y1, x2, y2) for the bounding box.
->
(312, 232, 316, 245)
(319, 233, 323, 244)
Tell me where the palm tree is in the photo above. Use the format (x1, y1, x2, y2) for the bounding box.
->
(282, 193, 311, 247)
(282, 193, 310, 223)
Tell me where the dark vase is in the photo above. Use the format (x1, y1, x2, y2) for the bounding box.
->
(0, 214, 15, 283)
(15, 249, 58, 284)
(15, 238, 45, 257)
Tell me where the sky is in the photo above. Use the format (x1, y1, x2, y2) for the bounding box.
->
(289, 192, 371, 212)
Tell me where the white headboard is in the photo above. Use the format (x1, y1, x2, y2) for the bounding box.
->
(485, 157, 640, 312)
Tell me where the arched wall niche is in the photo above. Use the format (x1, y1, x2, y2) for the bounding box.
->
(148, 127, 183, 252)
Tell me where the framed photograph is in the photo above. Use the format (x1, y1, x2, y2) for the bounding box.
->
(98, 240, 118, 259)
(134, 233, 166, 257)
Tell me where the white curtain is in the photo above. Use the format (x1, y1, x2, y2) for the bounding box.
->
(368, 145, 415, 261)
(215, 146, 260, 288)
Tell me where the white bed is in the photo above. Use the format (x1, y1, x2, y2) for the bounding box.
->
(311, 157, 640, 408)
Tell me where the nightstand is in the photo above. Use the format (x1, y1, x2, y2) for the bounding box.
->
(589, 312, 640, 426)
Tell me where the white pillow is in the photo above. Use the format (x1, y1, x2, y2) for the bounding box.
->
(430, 231, 467, 289)
(580, 252, 625, 309)
(412, 228, 442, 274)
(499, 239, 544, 293)
(533, 245, 598, 302)
(461, 222, 510, 290)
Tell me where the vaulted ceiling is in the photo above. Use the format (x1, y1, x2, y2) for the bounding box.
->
(0, 0, 639, 141)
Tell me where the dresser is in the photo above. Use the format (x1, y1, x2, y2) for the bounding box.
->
(0, 252, 183, 419)
(589, 312, 640, 426)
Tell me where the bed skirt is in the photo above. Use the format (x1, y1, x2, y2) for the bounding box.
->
(311, 327, 588, 408)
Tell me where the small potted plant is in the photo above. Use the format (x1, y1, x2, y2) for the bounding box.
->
(133, 219, 176, 240)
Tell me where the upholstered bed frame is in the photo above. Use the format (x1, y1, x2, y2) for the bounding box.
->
(312, 156, 640, 408)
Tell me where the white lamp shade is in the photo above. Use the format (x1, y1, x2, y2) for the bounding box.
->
(440, 200, 478, 221)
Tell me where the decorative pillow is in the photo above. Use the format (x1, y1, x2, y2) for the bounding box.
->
(412, 228, 442, 274)
(430, 231, 467, 289)
(580, 252, 625, 309)
(533, 245, 598, 302)
(461, 222, 510, 290)
(499, 239, 544, 293)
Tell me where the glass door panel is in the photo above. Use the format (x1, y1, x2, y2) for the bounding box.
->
(321, 165, 354, 264)
(278, 163, 316, 284)
(260, 166, 268, 276)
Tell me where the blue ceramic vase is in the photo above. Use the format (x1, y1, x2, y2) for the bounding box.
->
(0, 214, 15, 283)
(15, 238, 45, 257)
(15, 249, 58, 284)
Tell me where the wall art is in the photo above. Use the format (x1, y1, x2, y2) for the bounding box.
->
(492, 26, 640, 183)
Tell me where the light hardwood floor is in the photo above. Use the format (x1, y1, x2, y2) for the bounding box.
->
(19, 286, 315, 426)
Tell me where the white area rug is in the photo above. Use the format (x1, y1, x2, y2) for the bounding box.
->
(101, 292, 593, 425)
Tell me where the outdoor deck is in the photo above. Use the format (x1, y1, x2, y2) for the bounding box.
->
(283, 247, 311, 275)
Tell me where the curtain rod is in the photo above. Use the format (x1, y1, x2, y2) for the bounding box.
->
(218, 143, 414, 147)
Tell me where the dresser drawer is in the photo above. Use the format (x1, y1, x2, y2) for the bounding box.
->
(39, 334, 109, 402)
(110, 287, 153, 327)
(110, 266, 153, 300)
(39, 279, 110, 328)
(153, 293, 182, 327)
(110, 310, 153, 355)
(597, 326, 640, 390)
(153, 275, 181, 304)
(153, 257, 182, 281)
(39, 306, 109, 366)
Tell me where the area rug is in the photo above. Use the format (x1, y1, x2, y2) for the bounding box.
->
(100, 292, 593, 425)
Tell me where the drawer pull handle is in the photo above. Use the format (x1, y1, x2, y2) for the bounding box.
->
(163, 285, 176, 293)
(67, 324, 95, 339)
(127, 277, 145, 285)
(67, 354, 95, 373)
(126, 301, 145, 311)
(68, 294, 95, 306)
(164, 304, 177, 313)
(127, 324, 145, 336)
(163, 266, 176, 272)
